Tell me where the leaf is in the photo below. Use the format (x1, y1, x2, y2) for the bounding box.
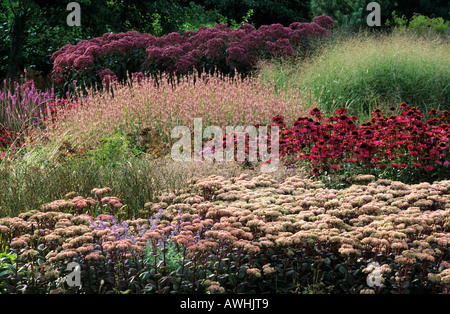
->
(237, 282, 250, 293)
(228, 274, 237, 286)
(337, 265, 347, 276)
(0, 269, 13, 277)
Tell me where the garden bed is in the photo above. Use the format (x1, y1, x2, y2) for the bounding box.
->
(1, 173, 449, 294)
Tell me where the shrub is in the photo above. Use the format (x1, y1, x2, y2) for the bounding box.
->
(387, 12, 450, 36)
(49, 17, 333, 89)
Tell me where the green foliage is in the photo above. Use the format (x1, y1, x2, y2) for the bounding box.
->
(386, 12, 450, 36)
(0, 0, 110, 80)
(201, 0, 311, 27)
(83, 133, 144, 166)
(259, 31, 450, 118)
(310, 0, 367, 29)
(310, 0, 449, 30)
(392, 0, 450, 21)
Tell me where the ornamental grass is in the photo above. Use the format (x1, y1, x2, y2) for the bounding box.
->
(33, 71, 313, 155)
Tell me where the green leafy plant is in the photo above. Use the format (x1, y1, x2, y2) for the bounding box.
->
(387, 12, 450, 36)
(82, 133, 140, 166)
(310, 0, 367, 29)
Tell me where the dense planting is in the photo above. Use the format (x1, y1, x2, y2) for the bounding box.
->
(1, 174, 449, 294)
(258, 32, 450, 115)
(50, 16, 333, 88)
(36, 71, 311, 154)
(1, 13, 449, 295)
(0, 78, 82, 160)
(274, 103, 450, 184)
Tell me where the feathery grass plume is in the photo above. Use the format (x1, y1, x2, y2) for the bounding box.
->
(33, 71, 313, 155)
(258, 31, 450, 118)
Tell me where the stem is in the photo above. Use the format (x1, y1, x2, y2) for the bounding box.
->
(152, 240, 159, 292)
(84, 257, 92, 292)
(161, 241, 167, 276)
(214, 241, 225, 281)
(176, 246, 187, 292)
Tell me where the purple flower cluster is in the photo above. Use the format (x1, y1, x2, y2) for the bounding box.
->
(0, 77, 64, 132)
(313, 15, 334, 30)
(50, 17, 333, 85)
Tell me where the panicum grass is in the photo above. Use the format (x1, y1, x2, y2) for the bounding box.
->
(258, 31, 450, 120)
(0, 153, 248, 218)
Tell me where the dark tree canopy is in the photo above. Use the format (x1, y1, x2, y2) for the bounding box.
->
(1, 0, 448, 81)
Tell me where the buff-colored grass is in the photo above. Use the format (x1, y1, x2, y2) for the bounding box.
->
(259, 31, 450, 119)
(36, 72, 314, 155)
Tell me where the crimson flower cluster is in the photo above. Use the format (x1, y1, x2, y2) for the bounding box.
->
(273, 103, 450, 181)
(202, 123, 276, 167)
(0, 98, 81, 161)
(40, 98, 81, 124)
(50, 16, 333, 86)
(0, 126, 17, 151)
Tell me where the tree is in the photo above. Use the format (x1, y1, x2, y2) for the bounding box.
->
(2, 0, 144, 81)
(5, 0, 32, 79)
(200, 0, 312, 27)
(310, 0, 449, 30)
(1, 0, 209, 81)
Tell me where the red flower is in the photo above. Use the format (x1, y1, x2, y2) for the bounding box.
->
(312, 167, 320, 176)
(424, 165, 434, 172)
(335, 107, 348, 115)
